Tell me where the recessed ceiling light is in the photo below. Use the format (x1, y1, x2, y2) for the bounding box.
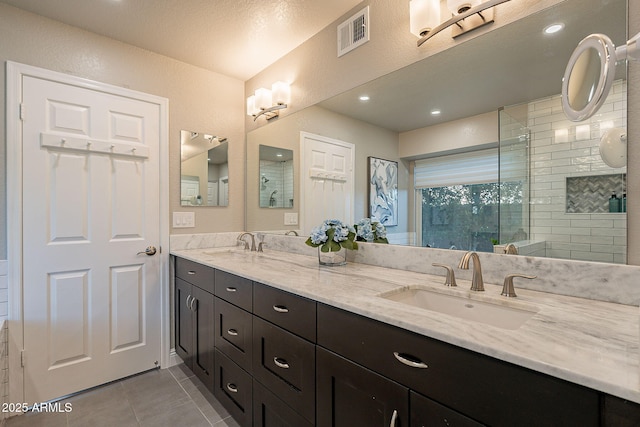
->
(276, 153, 283, 157)
(431, 109, 441, 116)
(359, 95, 370, 101)
(544, 23, 564, 35)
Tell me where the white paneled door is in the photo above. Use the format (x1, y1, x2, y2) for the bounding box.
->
(300, 132, 355, 234)
(21, 74, 162, 404)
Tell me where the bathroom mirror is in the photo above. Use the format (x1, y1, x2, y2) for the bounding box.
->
(180, 130, 229, 206)
(259, 145, 294, 208)
(245, 0, 629, 264)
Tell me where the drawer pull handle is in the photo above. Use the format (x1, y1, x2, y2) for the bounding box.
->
(226, 383, 238, 393)
(273, 357, 290, 369)
(393, 352, 428, 369)
(226, 287, 237, 292)
(390, 409, 398, 427)
(187, 270, 196, 275)
(227, 328, 238, 336)
(185, 295, 192, 309)
(272, 305, 289, 313)
(189, 297, 197, 311)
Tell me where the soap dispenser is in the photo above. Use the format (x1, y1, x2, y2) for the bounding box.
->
(609, 193, 621, 212)
(622, 193, 627, 213)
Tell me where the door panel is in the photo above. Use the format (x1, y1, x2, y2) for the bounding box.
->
(21, 74, 162, 404)
(301, 132, 354, 234)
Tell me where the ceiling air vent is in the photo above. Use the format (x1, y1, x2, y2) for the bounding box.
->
(337, 6, 370, 58)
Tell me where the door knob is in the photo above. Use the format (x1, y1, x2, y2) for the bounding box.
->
(137, 246, 157, 256)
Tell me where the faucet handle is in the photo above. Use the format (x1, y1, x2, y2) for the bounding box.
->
(257, 241, 266, 252)
(501, 273, 536, 297)
(432, 263, 457, 287)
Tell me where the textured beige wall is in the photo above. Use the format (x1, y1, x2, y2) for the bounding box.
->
(246, 105, 406, 232)
(0, 3, 246, 259)
(398, 111, 499, 159)
(245, 0, 561, 133)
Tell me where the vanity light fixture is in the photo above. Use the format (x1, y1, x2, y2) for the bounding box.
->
(411, 0, 512, 47)
(247, 81, 291, 121)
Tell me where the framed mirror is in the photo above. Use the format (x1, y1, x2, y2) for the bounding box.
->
(259, 145, 294, 208)
(180, 130, 229, 206)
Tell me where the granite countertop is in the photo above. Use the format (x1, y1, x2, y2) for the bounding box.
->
(171, 247, 640, 403)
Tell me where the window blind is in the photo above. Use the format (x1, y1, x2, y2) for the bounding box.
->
(414, 148, 499, 188)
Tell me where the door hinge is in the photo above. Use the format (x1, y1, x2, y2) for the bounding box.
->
(21, 350, 25, 367)
(19, 103, 25, 121)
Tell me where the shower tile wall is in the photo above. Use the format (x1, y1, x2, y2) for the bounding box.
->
(528, 80, 627, 263)
(259, 160, 294, 208)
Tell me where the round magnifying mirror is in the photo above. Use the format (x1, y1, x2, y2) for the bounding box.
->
(562, 34, 617, 122)
(599, 128, 627, 168)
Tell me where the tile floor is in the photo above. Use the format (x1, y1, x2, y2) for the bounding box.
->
(5, 365, 239, 427)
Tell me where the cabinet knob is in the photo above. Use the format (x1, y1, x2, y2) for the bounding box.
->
(272, 304, 289, 313)
(393, 352, 428, 369)
(273, 357, 290, 369)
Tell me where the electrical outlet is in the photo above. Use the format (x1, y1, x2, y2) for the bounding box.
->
(284, 212, 298, 226)
(173, 212, 195, 228)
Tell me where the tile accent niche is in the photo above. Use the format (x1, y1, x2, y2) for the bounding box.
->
(566, 174, 626, 213)
(527, 80, 627, 264)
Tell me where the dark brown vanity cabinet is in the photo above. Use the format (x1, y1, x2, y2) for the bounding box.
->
(174, 258, 216, 391)
(317, 303, 599, 427)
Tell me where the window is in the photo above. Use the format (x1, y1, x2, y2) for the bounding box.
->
(414, 149, 524, 252)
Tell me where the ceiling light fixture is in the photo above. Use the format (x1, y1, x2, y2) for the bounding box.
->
(431, 108, 442, 115)
(359, 95, 370, 101)
(544, 23, 564, 35)
(411, 0, 512, 47)
(247, 81, 291, 121)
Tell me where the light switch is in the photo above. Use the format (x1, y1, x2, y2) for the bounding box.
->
(173, 212, 195, 228)
(284, 212, 298, 225)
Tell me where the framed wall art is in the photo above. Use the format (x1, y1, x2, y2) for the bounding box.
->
(368, 157, 398, 226)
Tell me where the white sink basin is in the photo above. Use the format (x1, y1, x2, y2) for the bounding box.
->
(379, 286, 538, 330)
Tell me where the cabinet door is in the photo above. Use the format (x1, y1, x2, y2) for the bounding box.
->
(253, 379, 313, 427)
(175, 278, 194, 369)
(317, 346, 408, 427)
(411, 391, 485, 427)
(192, 285, 215, 391)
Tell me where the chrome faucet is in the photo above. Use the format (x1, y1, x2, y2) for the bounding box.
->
(458, 251, 484, 291)
(237, 232, 256, 251)
(504, 243, 518, 255)
(285, 230, 298, 236)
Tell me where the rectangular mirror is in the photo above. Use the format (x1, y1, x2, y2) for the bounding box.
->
(259, 145, 294, 208)
(245, 0, 630, 265)
(180, 130, 229, 206)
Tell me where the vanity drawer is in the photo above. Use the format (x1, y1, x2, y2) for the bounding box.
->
(252, 316, 315, 423)
(317, 303, 599, 427)
(214, 349, 253, 427)
(253, 283, 316, 342)
(215, 297, 253, 373)
(175, 257, 214, 293)
(253, 379, 314, 427)
(214, 270, 253, 311)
